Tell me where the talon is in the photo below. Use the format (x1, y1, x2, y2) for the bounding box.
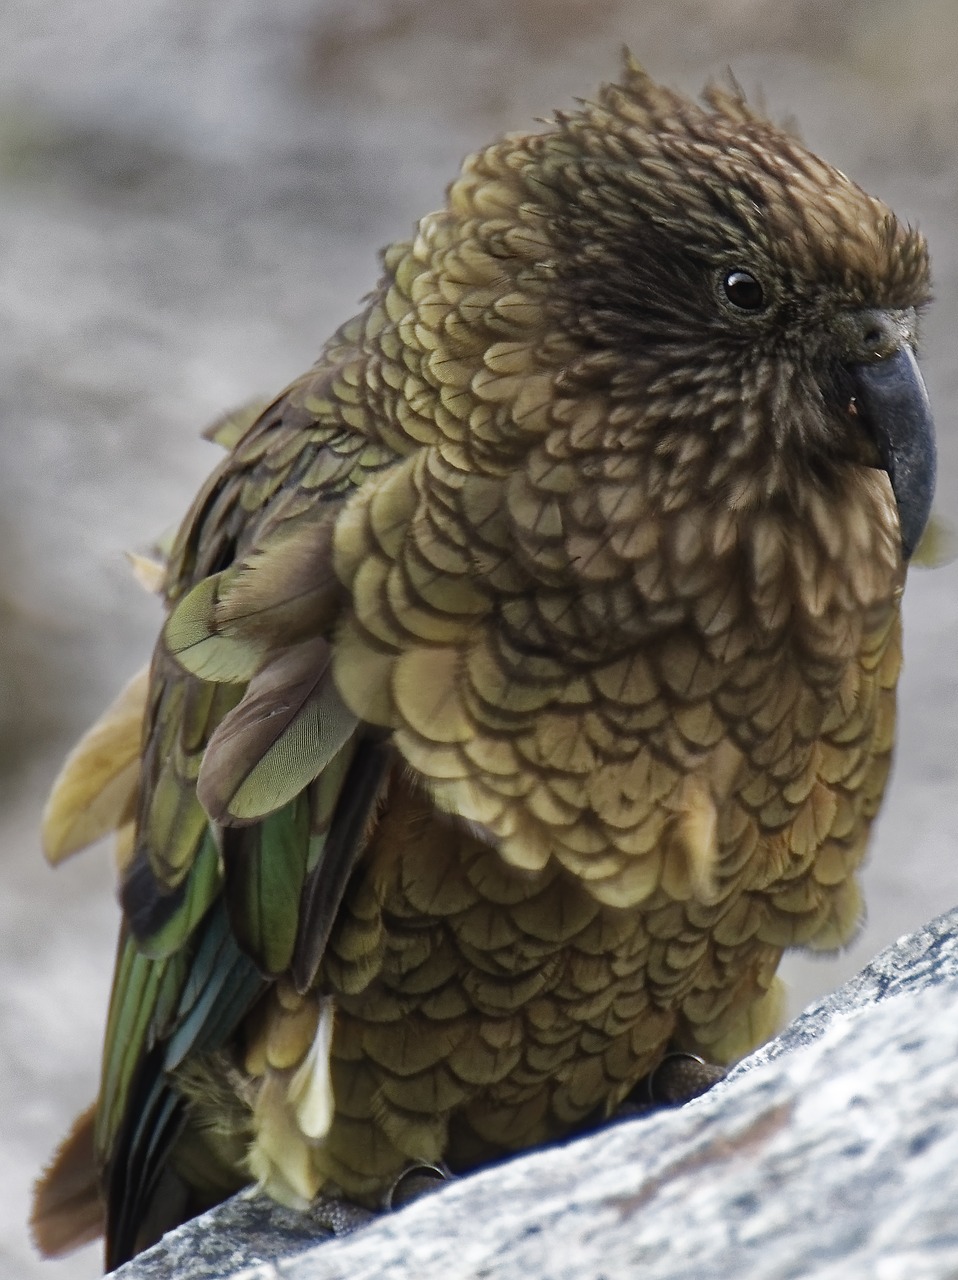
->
(646, 1051, 728, 1105)
(383, 1162, 452, 1211)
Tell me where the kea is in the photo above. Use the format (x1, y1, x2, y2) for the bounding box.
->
(32, 58, 935, 1269)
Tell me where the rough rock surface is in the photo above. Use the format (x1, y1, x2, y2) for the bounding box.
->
(111, 908, 958, 1280)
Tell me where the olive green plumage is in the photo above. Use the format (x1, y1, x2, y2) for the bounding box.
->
(33, 56, 934, 1269)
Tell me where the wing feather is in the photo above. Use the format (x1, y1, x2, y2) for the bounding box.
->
(197, 638, 358, 825)
(41, 667, 148, 863)
(221, 797, 311, 976)
(47, 351, 405, 1265)
(99, 902, 264, 1269)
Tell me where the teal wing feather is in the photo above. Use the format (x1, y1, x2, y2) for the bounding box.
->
(100, 903, 264, 1268)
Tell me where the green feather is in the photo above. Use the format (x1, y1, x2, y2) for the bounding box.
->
(166, 900, 263, 1066)
(95, 934, 187, 1161)
(163, 573, 263, 684)
(96, 901, 263, 1265)
(305, 737, 358, 873)
(146, 768, 210, 884)
(137, 833, 223, 961)
(197, 639, 358, 824)
(202, 400, 268, 451)
(223, 797, 311, 974)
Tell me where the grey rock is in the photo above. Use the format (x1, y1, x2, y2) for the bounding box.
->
(741, 907, 958, 1069)
(110, 1196, 357, 1280)
(112, 906, 958, 1280)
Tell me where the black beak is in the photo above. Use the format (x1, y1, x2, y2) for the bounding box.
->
(834, 307, 936, 562)
(849, 344, 936, 560)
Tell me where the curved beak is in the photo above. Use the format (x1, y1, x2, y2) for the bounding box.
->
(837, 309, 936, 561)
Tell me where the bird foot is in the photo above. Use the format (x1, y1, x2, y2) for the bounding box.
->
(304, 1194, 377, 1237)
(383, 1161, 453, 1211)
(303, 1162, 453, 1238)
(614, 1052, 728, 1121)
(645, 1051, 728, 1105)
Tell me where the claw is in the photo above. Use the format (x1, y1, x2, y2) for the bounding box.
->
(383, 1162, 452, 1211)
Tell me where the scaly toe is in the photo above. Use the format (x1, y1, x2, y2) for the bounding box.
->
(305, 1194, 377, 1236)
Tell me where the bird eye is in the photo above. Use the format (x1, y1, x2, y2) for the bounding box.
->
(722, 269, 766, 311)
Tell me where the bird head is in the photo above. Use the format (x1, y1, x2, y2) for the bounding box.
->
(447, 57, 935, 560)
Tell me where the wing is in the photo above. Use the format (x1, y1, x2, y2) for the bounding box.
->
(58, 339, 403, 1266)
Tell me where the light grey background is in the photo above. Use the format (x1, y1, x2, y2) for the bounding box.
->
(2, 2, 956, 1276)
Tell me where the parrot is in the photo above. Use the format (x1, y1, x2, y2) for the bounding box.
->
(31, 55, 936, 1270)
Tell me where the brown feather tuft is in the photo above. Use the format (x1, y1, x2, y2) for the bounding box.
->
(31, 1104, 104, 1258)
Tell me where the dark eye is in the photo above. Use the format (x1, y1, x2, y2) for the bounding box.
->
(723, 269, 766, 311)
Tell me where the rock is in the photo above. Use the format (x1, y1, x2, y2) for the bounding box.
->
(111, 907, 958, 1280)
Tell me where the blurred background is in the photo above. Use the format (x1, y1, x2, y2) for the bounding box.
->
(2, 1, 956, 1275)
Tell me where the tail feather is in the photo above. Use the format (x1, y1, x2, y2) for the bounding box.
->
(31, 1103, 104, 1258)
